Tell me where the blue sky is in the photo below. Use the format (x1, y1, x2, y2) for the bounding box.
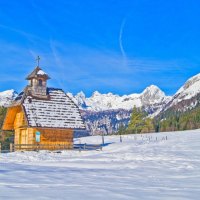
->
(0, 0, 200, 96)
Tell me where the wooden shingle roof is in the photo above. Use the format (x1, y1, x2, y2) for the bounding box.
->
(15, 88, 85, 129)
(26, 66, 50, 80)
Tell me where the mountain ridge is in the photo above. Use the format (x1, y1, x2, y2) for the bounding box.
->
(67, 84, 171, 112)
(1, 73, 200, 134)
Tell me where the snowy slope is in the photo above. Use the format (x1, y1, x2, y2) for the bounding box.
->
(68, 85, 170, 111)
(176, 73, 200, 100)
(1, 130, 200, 199)
(160, 73, 200, 113)
(0, 89, 18, 106)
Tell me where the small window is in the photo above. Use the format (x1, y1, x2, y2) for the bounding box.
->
(38, 79, 43, 86)
(29, 80, 33, 86)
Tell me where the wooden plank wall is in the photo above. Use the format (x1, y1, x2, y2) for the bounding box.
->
(38, 128, 73, 149)
(14, 129, 20, 144)
(38, 129, 73, 143)
(14, 111, 26, 129)
(3, 106, 21, 130)
(13, 109, 28, 146)
(15, 128, 74, 150)
(4, 106, 74, 150)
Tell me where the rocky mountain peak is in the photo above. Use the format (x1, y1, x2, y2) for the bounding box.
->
(172, 73, 200, 104)
(140, 85, 166, 105)
(184, 73, 200, 89)
(0, 89, 18, 106)
(76, 91, 86, 99)
(73, 91, 87, 108)
(92, 91, 101, 97)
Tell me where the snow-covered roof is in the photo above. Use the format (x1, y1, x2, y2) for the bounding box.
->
(19, 88, 85, 129)
(26, 66, 50, 80)
(37, 70, 47, 75)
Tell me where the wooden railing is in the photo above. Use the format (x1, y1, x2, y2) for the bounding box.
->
(0, 143, 103, 152)
(74, 144, 102, 151)
(10, 143, 73, 152)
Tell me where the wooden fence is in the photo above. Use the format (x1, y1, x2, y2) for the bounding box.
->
(10, 143, 73, 152)
(0, 143, 102, 152)
(74, 144, 103, 151)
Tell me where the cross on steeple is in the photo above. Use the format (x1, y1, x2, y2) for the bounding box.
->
(36, 56, 40, 66)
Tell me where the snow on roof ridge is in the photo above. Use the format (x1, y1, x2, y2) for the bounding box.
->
(37, 69, 47, 75)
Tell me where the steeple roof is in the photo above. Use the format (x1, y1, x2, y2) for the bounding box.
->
(26, 66, 50, 80)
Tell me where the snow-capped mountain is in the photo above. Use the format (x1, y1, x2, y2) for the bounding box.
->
(0, 89, 18, 107)
(160, 73, 200, 114)
(2, 73, 200, 135)
(68, 74, 200, 134)
(68, 85, 170, 112)
(176, 73, 200, 100)
(68, 85, 171, 135)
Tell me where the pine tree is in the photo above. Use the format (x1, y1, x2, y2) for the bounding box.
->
(127, 106, 144, 133)
(0, 107, 14, 150)
(118, 123, 126, 135)
(0, 106, 7, 128)
(155, 105, 200, 132)
(141, 118, 155, 133)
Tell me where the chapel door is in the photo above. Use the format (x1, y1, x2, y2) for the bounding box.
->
(20, 129, 28, 145)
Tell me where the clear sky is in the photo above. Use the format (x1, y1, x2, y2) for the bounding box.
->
(0, 0, 200, 96)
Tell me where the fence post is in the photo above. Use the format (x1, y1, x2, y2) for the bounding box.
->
(120, 134, 122, 143)
(0, 143, 1, 153)
(10, 143, 13, 152)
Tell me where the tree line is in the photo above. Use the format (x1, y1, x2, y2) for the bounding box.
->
(0, 107, 14, 150)
(118, 105, 200, 134)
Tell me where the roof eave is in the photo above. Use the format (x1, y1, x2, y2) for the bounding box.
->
(26, 74, 51, 80)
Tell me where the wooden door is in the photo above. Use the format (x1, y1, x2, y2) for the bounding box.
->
(20, 129, 28, 144)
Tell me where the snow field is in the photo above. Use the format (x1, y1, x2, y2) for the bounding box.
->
(0, 130, 200, 199)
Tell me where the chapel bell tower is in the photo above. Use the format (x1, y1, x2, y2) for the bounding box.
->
(26, 56, 50, 98)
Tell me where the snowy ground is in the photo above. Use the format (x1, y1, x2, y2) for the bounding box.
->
(1, 130, 200, 200)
